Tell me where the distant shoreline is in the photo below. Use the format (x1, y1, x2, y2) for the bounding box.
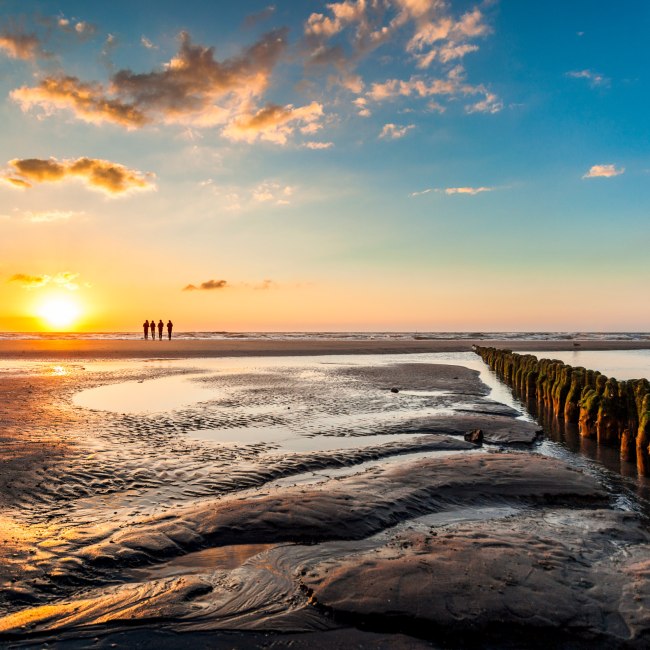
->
(1, 338, 650, 360)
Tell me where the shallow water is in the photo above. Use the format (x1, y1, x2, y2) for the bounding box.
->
(73, 372, 215, 413)
(526, 349, 650, 381)
(69, 352, 528, 416)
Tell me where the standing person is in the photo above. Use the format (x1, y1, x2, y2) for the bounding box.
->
(158, 319, 164, 340)
(167, 320, 173, 340)
(150, 320, 156, 340)
(143, 319, 149, 340)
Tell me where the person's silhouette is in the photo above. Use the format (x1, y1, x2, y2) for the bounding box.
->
(167, 320, 173, 340)
(150, 320, 156, 340)
(143, 320, 149, 340)
(158, 319, 164, 340)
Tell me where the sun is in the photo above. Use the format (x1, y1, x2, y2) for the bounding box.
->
(36, 295, 82, 330)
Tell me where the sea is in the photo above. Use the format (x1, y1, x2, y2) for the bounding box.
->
(1, 330, 649, 341)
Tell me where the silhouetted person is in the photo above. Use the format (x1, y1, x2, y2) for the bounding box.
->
(143, 320, 149, 340)
(158, 319, 164, 340)
(167, 320, 173, 340)
(150, 320, 156, 340)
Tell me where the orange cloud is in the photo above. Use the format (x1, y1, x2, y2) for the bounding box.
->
(222, 101, 323, 144)
(582, 164, 625, 179)
(367, 66, 501, 114)
(442, 186, 493, 195)
(9, 272, 80, 291)
(12, 30, 289, 132)
(3, 157, 155, 195)
(11, 76, 148, 128)
(0, 31, 48, 60)
(183, 280, 228, 291)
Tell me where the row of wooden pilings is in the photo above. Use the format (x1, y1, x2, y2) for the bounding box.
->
(474, 346, 650, 475)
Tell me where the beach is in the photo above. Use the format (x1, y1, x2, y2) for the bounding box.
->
(1, 337, 650, 359)
(1, 341, 650, 647)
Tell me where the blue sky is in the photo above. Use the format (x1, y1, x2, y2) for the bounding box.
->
(0, 1, 648, 331)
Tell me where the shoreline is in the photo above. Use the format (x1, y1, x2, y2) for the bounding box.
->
(1, 338, 650, 360)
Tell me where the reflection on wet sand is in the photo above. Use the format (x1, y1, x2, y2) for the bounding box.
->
(1, 353, 650, 647)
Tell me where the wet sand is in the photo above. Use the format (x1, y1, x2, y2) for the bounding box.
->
(1, 337, 650, 359)
(0, 350, 649, 647)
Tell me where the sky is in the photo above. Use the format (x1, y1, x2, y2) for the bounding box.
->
(0, 0, 648, 332)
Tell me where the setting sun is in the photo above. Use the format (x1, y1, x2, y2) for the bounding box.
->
(36, 296, 82, 330)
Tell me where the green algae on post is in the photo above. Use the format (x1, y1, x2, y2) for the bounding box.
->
(474, 346, 650, 475)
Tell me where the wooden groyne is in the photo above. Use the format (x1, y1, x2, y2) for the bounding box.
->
(474, 346, 650, 475)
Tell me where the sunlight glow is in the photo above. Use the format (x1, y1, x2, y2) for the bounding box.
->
(36, 296, 82, 330)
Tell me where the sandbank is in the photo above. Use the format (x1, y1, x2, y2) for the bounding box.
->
(1, 337, 650, 360)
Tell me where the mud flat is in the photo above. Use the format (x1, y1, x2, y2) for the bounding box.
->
(0, 353, 649, 647)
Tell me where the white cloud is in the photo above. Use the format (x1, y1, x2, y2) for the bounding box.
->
(252, 181, 294, 205)
(303, 141, 334, 149)
(582, 164, 625, 179)
(409, 188, 432, 197)
(366, 66, 502, 115)
(566, 69, 608, 87)
(379, 123, 415, 139)
(465, 91, 503, 114)
(141, 36, 157, 49)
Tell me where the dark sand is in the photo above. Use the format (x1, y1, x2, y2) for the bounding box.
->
(0, 347, 649, 647)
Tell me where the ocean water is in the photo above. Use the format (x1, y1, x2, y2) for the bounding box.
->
(0, 330, 649, 341)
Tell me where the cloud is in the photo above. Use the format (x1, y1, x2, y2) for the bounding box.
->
(352, 96, 371, 116)
(183, 279, 228, 291)
(582, 164, 625, 179)
(379, 123, 414, 139)
(54, 16, 97, 37)
(366, 66, 501, 114)
(141, 36, 157, 50)
(566, 69, 608, 87)
(9, 271, 80, 291)
(300, 1, 499, 120)
(244, 5, 277, 29)
(407, 7, 489, 68)
(303, 1, 490, 83)
(0, 176, 31, 189)
(252, 181, 294, 204)
(12, 29, 289, 133)
(222, 101, 323, 144)
(465, 91, 503, 114)
(442, 186, 493, 195)
(11, 76, 149, 128)
(2, 157, 155, 195)
(0, 31, 48, 60)
(303, 141, 334, 149)
(255, 279, 276, 290)
(410, 186, 494, 197)
(22, 210, 83, 223)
